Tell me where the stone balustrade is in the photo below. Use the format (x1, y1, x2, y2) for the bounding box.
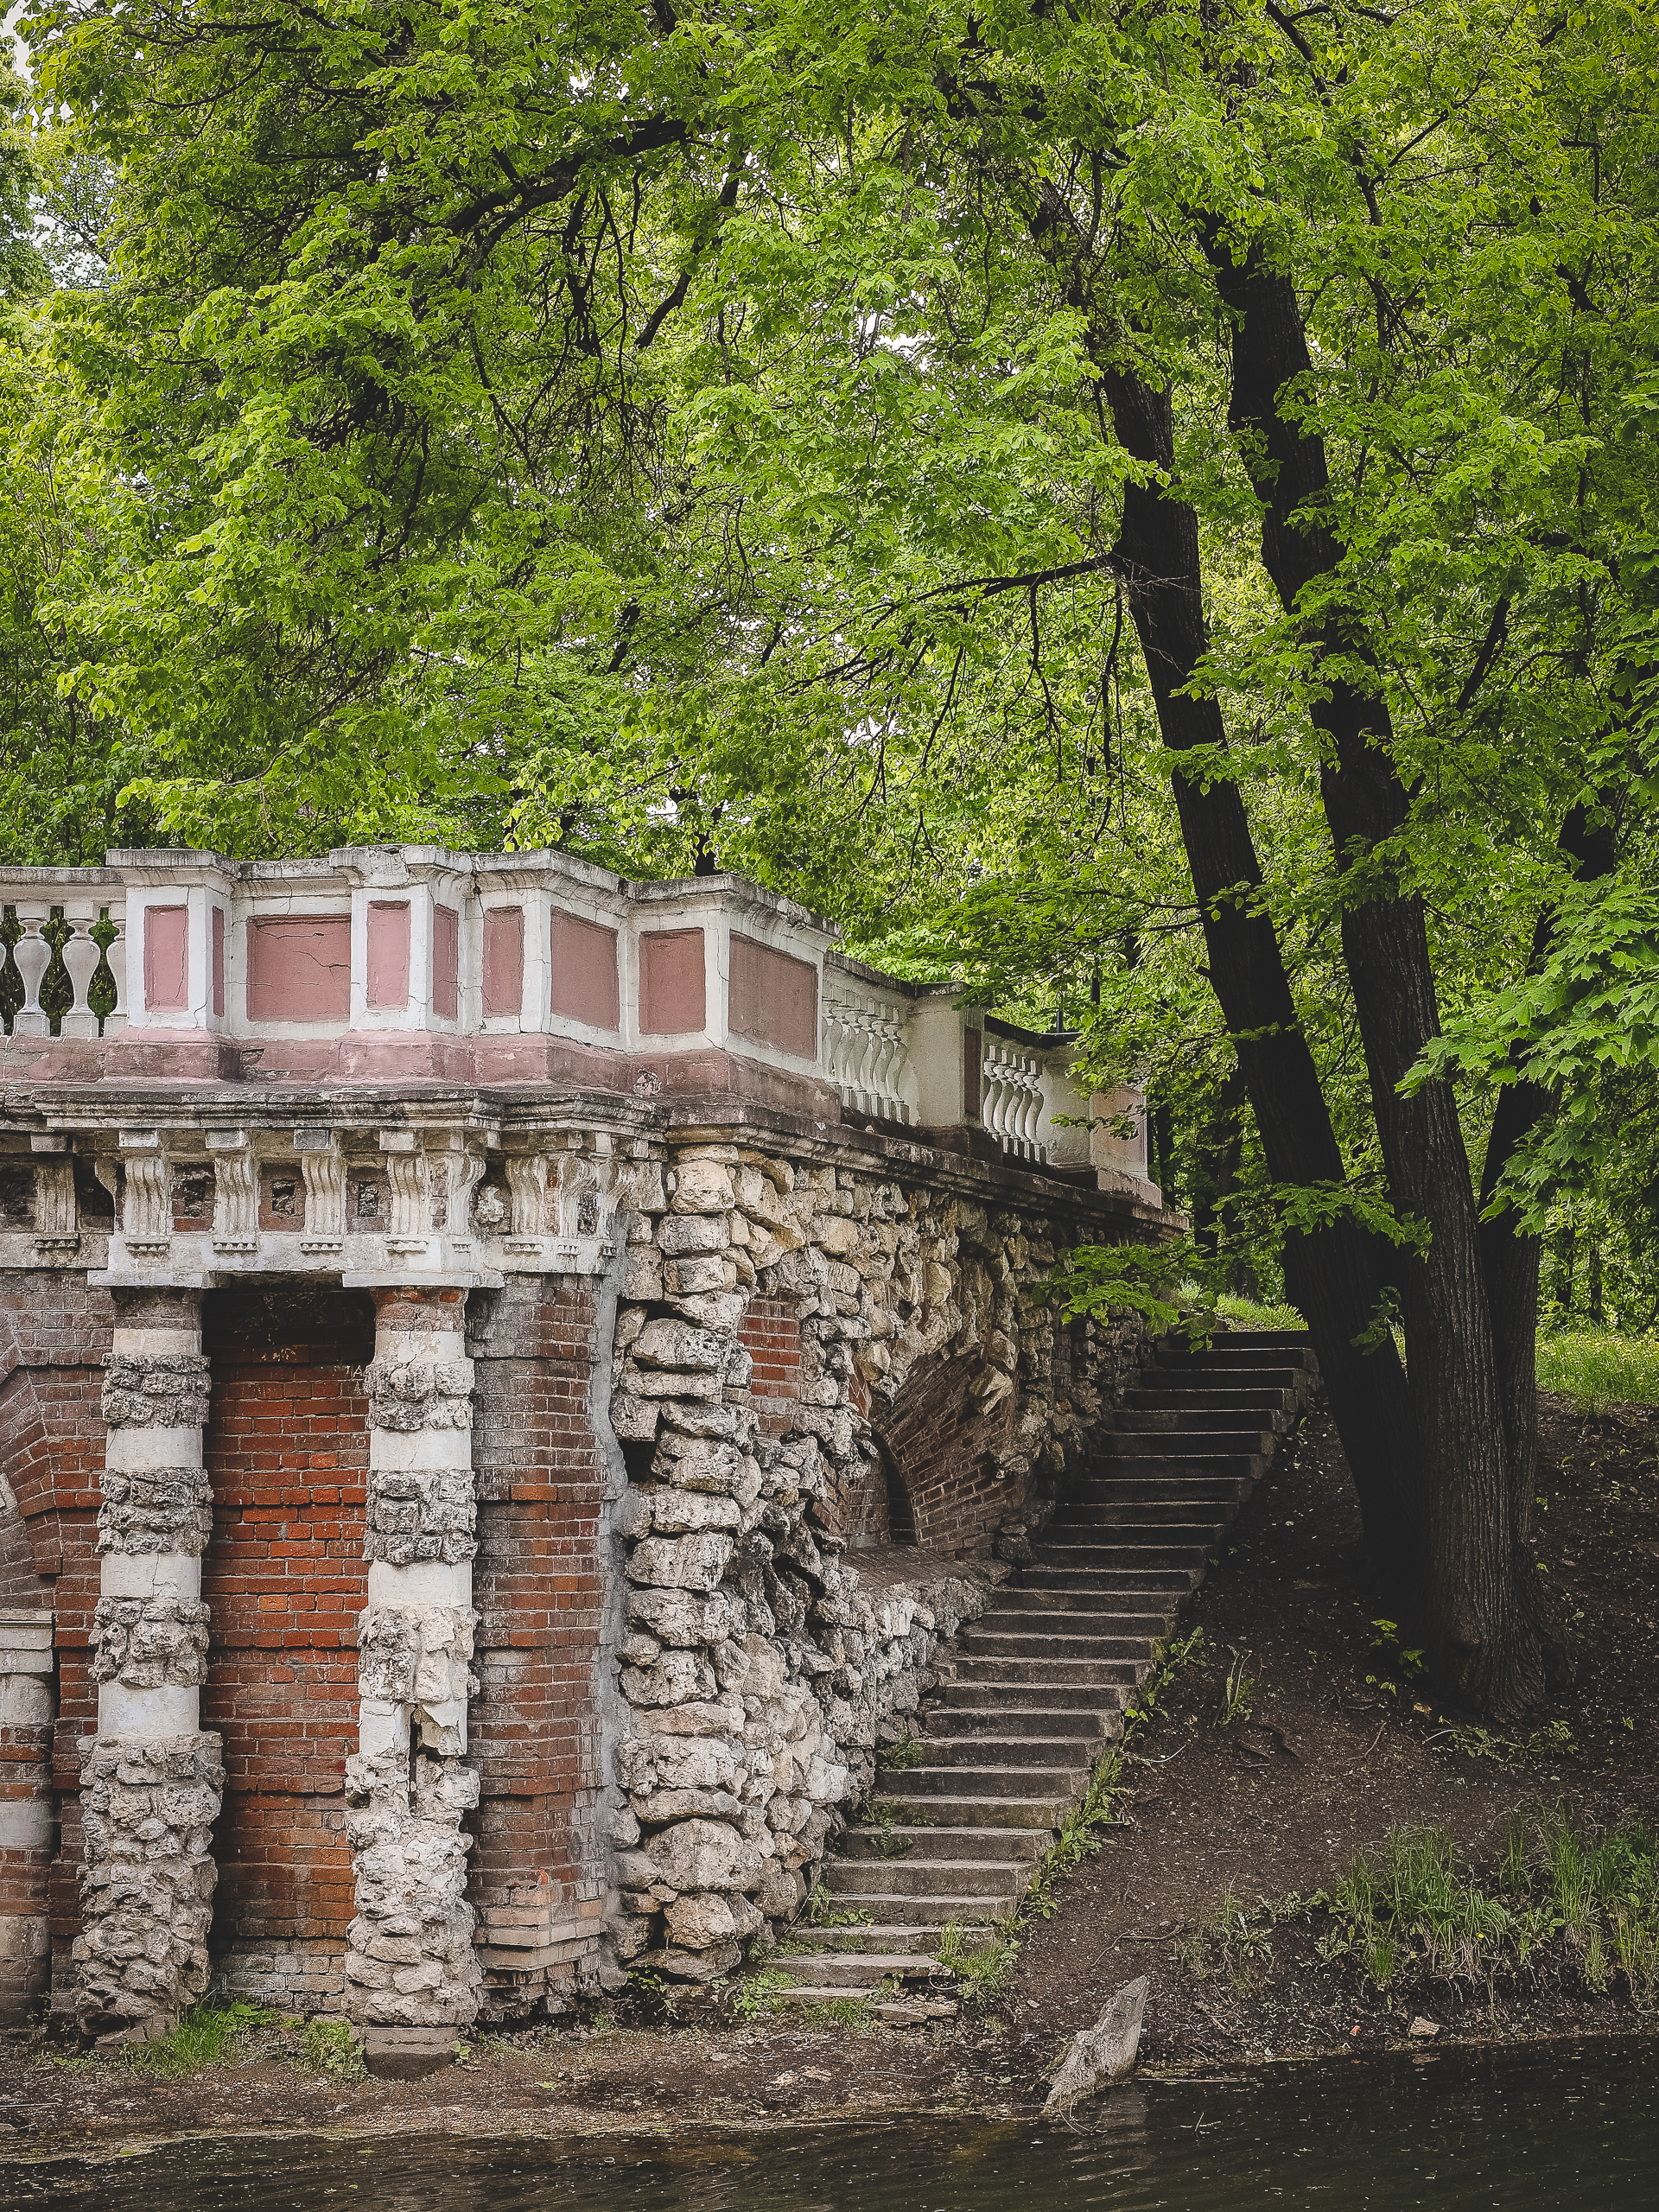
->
(0, 849, 1159, 1206)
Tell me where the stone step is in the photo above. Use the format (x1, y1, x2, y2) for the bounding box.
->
(944, 1675, 1135, 1711)
(1125, 1384, 1298, 1413)
(827, 1855, 1027, 1897)
(1107, 1404, 1291, 1433)
(934, 1698, 1122, 1736)
(1052, 1501, 1237, 1529)
(961, 1630, 1161, 1664)
(970, 1601, 1174, 1633)
(791, 1922, 949, 1952)
(1019, 1565, 1198, 1593)
(769, 1950, 956, 1986)
(1060, 1478, 1249, 1507)
(788, 1893, 1004, 1929)
(838, 1824, 1048, 1863)
(1093, 1435, 1269, 1464)
(917, 1732, 1111, 1771)
(1031, 1541, 1218, 1572)
(995, 1583, 1185, 1617)
(1150, 1357, 1311, 1383)
(900, 1759, 1089, 1798)
(879, 1782, 1077, 1824)
(950, 1652, 1147, 1687)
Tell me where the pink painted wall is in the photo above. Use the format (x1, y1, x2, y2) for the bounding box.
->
(550, 911, 620, 1033)
(639, 929, 705, 1036)
(245, 916, 351, 1022)
(481, 907, 524, 1019)
(433, 906, 460, 1021)
(210, 906, 226, 1020)
(366, 902, 410, 1010)
(143, 906, 189, 1013)
(728, 931, 817, 1059)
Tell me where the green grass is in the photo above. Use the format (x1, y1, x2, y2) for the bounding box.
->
(938, 1918, 1020, 2000)
(1312, 1810, 1659, 2000)
(1536, 1330, 1659, 1416)
(123, 2001, 281, 2075)
(1214, 1290, 1306, 1332)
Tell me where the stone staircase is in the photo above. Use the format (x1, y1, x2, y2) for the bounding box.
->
(766, 1330, 1317, 2005)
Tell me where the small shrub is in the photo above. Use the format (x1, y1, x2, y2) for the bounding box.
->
(1218, 1647, 1255, 1727)
(938, 1919, 1020, 2002)
(875, 1732, 925, 1770)
(1175, 1891, 1275, 1990)
(300, 2017, 365, 2083)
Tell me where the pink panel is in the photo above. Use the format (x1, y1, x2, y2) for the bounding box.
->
(482, 906, 524, 1019)
(550, 910, 621, 1033)
(432, 904, 460, 1021)
(639, 928, 705, 1035)
(366, 900, 411, 1009)
(210, 906, 225, 1019)
(245, 915, 351, 1022)
(728, 932, 817, 1059)
(143, 906, 189, 1013)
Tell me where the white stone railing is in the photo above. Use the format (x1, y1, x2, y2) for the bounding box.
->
(981, 1036, 1048, 1164)
(822, 977, 920, 1126)
(0, 877, 127, 1039)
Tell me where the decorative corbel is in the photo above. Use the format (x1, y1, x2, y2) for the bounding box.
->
(30, 1134, 78, 1256)
(296, 1126, 346, 1250)
(117, 1129, 171, 1254)
(504, 1151, 550, 1250)
(205, 1128, 258, 1252)
(378, 1128, 428, 1252)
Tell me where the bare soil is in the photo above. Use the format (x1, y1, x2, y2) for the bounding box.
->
(4, 1384, 1655, 2158)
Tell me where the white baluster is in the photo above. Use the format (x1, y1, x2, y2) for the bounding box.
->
(61, 902, 103, 1039)
(98, 906, 128, 1035)
(11, 904, 51, 1037)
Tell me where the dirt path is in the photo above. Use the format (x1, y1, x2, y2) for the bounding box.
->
(3, 1384, 1655, 2158)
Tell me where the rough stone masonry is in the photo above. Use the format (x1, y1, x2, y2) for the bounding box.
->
(0, 844, 1171, 2067)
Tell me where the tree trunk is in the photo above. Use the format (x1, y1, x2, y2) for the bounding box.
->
(1208, 245, 1542, 1715)
(1096, 359, 1421, 1592)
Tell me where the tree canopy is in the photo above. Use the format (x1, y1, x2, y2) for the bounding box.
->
(8, 0, 1659, 1709)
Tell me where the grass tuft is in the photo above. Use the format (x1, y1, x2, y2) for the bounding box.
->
(124, 2000, 280, 2076)
(1535, 1330, 1659, 1414)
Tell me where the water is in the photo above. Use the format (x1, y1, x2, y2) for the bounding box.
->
(7, 2041, 1655, 2211)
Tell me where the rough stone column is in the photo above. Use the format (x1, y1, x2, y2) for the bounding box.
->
(344, 1286, 481, 2079)
(77, 1287, 223, 2043)
(0, 1607, 55, 2024)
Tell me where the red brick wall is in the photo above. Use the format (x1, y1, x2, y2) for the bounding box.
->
(200, 1288, 373, 1952)
(469, 1276, 613, 1985)
(740, 1297, 801, 1438)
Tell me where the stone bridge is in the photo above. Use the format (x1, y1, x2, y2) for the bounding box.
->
(0, 846, 1171, 2068)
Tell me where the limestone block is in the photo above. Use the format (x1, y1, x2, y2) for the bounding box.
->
(631, 1317, 729, 1370)
(626, 1533, 734, 1592)
(621, 1249, 664, 1301)
(620, 1650, 718, 1705)
(653, 1433, 745, 1493)
(658, 1213, 730, 1257)
(626, 1586, 736, 1646)
(609, 1395, 662, 1442)
(628, 1787, 746, 1823)
(812, 1215, 861, 1258)
(646, 1817, 765, 1895)
(668, 1160, 734, 1215)
(647, 1487, 741, 1536)
(664, 1255, 738, 1296)
(639, 1698, 745, 1737)
(665, 1291, 750, 1331)
(755, 1859, 805, 1922)
(614, 1488, 655, 1541)
(659, 1942, 742, 1982)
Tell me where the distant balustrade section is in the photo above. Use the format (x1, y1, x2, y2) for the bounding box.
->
(0, 875, 127, 1040)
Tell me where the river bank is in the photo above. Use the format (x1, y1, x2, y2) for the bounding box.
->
(2, 1381, 1654, 2156)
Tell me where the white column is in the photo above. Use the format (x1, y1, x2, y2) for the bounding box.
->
(75, 1287, 222, 2044)
(0, 1608, 54, 2026)
(343, 1285, 480, 2080)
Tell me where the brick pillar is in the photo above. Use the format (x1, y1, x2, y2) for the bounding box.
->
(77, 1287, 224, 2043)
(345, 1286, 480, 2080)
(0, 1607, 54, 2024)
